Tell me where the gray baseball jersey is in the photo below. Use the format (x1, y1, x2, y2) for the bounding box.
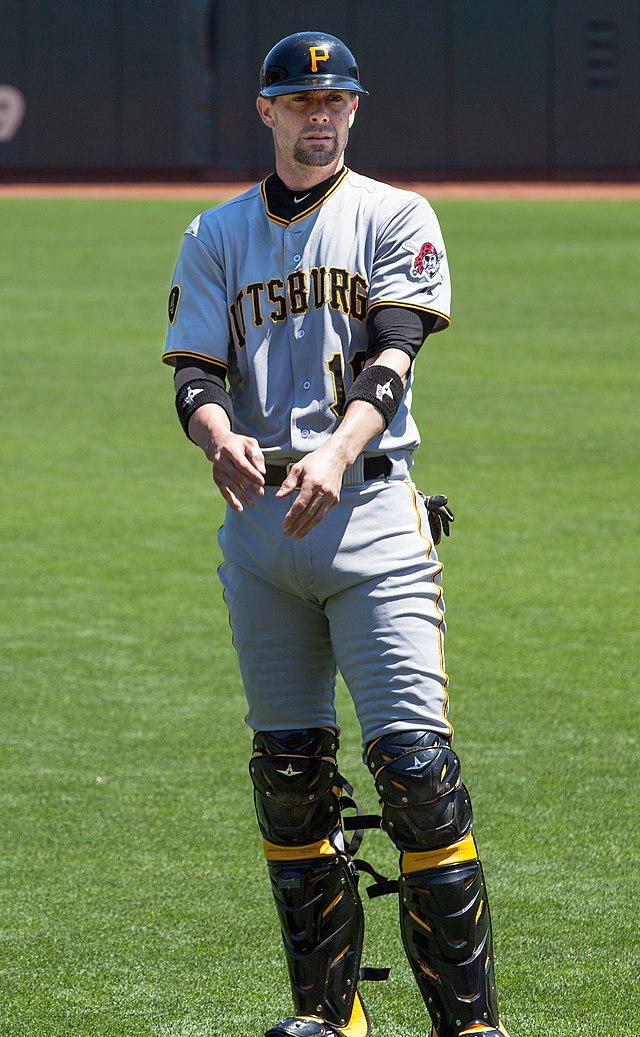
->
(164, 168, 453, 744)
(163, 167, 450, 461)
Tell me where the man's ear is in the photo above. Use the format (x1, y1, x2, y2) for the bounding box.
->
(348, 95, 359, 129)
(256, 96, 276, 128)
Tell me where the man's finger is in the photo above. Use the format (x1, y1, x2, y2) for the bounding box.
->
(218, 481, 244, 513)
(282, 491, 315, 532)
(275, 468, 302, 499)
(216, 447, 265, 492)
(290, 503, 335, 540)
(246, 443, 266, 474)
(213, 463, 264, 508)
(284, 494, 335, 539)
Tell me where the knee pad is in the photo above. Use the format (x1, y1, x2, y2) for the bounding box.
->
(366, 730, 473, 853)
(250, 728, 341, 848)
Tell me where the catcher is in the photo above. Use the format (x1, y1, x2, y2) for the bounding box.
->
(163, 29, 512, 1037)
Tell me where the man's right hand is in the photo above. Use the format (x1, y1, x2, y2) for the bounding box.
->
(210, 430, 266, 512)
(184, 397, 265, 512)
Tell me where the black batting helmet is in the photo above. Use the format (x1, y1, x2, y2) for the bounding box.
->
(259, 31, 368, 97)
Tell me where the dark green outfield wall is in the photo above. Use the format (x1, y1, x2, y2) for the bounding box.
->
(1, 0, 638, 175)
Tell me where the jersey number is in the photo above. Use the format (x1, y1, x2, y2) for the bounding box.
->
(327, 351, 367, 417)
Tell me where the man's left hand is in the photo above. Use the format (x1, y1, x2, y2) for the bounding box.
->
(276, 449, 346, 540)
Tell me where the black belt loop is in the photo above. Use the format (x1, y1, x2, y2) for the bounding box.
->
(263, 455, 392, 487)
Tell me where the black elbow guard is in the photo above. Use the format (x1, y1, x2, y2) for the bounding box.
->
(175, 378, 233, 440)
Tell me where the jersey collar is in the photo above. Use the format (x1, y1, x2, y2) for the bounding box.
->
(261, 166, 349, 226)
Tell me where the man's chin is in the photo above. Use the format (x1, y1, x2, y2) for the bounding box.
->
(294, 145, 340, 167)
(298, 155, 335, 167)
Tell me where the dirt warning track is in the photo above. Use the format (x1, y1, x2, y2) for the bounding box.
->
(2, 180, 640, 201)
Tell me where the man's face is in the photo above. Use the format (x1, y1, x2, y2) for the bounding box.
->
(257, 89, 358, 169)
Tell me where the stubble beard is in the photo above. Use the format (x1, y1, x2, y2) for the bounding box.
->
(293, 136, 343, 167)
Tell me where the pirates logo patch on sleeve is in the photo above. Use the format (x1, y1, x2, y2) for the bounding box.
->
(168, 284, 181, 325)
(404, 241, 444, 295)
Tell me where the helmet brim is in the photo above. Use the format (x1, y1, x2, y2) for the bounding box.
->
(260, 74, 368, 97)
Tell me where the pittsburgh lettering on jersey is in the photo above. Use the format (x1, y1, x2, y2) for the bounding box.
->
(228, 267, 369, 347)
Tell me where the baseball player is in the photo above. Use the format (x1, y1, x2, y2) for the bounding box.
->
(163, 30, 511, 1037)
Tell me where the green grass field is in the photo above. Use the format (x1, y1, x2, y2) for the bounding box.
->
(0, 194, 638, 1036)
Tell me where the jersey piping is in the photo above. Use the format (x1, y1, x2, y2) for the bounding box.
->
(261, 166, 350, 226)
(367, 298, 451, 330)
(163, 348, 230, 370)
(405, 481, 453, 738)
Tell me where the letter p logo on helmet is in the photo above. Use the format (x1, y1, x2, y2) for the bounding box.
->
(309, 47, 330, 72)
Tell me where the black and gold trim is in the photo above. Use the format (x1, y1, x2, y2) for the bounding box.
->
(266, 853, 364, 1028)
(162, 349, 230, 371)
(261, 166, 349, 226)
(265, 991, 371, 1037)
(251, 729, 366, 1030)
(367, 298, 451, 331)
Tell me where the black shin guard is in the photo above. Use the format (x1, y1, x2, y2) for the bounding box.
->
(268, 853, 364, 1026)
(400, 859, 499, 1037)
(251, 729, 366, 1032)
(368, 731, 502, 1037)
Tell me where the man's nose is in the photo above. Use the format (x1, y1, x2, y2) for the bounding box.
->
(309, 101, 330, 121)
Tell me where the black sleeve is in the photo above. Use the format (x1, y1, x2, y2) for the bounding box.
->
(173, 355, 227, 385)
(366, 306, 438, 363)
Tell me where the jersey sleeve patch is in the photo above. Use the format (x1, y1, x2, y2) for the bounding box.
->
(403, 241, 445, 296)
(168, 284, 181, 325)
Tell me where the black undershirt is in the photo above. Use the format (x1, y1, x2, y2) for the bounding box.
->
(366, 306, 436, 363)
(264, 169, 345, 223)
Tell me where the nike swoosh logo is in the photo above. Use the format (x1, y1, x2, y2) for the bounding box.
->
(293, 193, 310, 204)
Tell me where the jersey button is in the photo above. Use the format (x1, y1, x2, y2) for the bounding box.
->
(302, 380, 311, 390)
(300, 429, 310, 438)
(293, 254, 302, 263)
(296, 329, 306, 338)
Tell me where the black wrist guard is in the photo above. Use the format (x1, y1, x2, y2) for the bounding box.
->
(344, 364, 404, 429)
(175, 378, 233, 441)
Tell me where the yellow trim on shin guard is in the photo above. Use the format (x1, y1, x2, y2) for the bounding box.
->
(429, 1019, 511, 1037)
(338, 992, 369, 1036)
(401, 831, 478, 874)
(263, 838, 338, 861)
(296, 991, 370, 1036)
(459, 1023, 511, 1037)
